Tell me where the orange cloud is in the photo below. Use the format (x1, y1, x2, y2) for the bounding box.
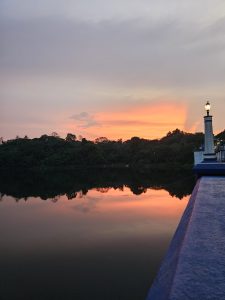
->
(94, 102, 186, 140)
(66, 101, 188, 140)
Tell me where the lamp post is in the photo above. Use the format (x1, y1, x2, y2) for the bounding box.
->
(204, 101, 216, 161)
(205, 101, 211, 116)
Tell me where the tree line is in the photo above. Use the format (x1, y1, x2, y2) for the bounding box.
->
(0, 129, 224, 169)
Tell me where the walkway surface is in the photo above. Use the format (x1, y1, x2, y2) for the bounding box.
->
(147, 176, 225, 300)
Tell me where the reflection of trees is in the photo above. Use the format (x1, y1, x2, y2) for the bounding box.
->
(0, 192, 4, 201)
(66, 192, 77, 200)
(82, 188, 88, 196)
(0, 167, 196, 202)
(129, 186, 147, 195)
(95, 187, 111, 193)
(51, 196, 60, 203)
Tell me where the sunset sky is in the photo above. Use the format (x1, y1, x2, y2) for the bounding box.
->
(1, 0, 225, 140)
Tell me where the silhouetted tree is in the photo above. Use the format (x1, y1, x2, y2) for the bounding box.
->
(0, 128, 224, 170)
(95, 137, 109, 143)
(51, 132, 60, 138)
(217, 130, 225, 141)
(65, 133, 77, 142)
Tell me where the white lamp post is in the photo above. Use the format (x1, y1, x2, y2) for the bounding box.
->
(204, 101, 216, 161)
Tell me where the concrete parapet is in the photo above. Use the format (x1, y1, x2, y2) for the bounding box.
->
(194, 163, 225, 176)
(146, 176, 225, 300)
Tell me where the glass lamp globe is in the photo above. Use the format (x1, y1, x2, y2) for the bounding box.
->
(205, 101, 211, 112)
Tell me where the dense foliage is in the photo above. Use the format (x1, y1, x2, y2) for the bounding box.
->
(216, 129, 225, 141)
(0, 129, 213, 169)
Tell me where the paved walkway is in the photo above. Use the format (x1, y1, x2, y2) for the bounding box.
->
(147, 176, 225, 300)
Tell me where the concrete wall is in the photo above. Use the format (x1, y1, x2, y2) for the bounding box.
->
(194, 151, 204, 165)
(146, 176, 225, 300)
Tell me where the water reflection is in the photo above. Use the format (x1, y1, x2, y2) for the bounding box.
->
(0, 168, 195, 300)
(0, 167, 195, 201)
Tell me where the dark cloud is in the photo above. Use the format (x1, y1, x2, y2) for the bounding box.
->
(0, 16, 225, 89)
(70, 112, 100, 128)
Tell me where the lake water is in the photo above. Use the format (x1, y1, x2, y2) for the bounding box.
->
(0, 169, 194, 300)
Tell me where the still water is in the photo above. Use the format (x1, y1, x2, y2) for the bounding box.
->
(0, 169, 194, 300)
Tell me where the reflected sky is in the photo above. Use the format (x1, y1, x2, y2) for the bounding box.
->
(0, 187, 189, 300)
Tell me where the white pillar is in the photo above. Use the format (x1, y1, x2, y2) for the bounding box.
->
(204, 115, 216, 161)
